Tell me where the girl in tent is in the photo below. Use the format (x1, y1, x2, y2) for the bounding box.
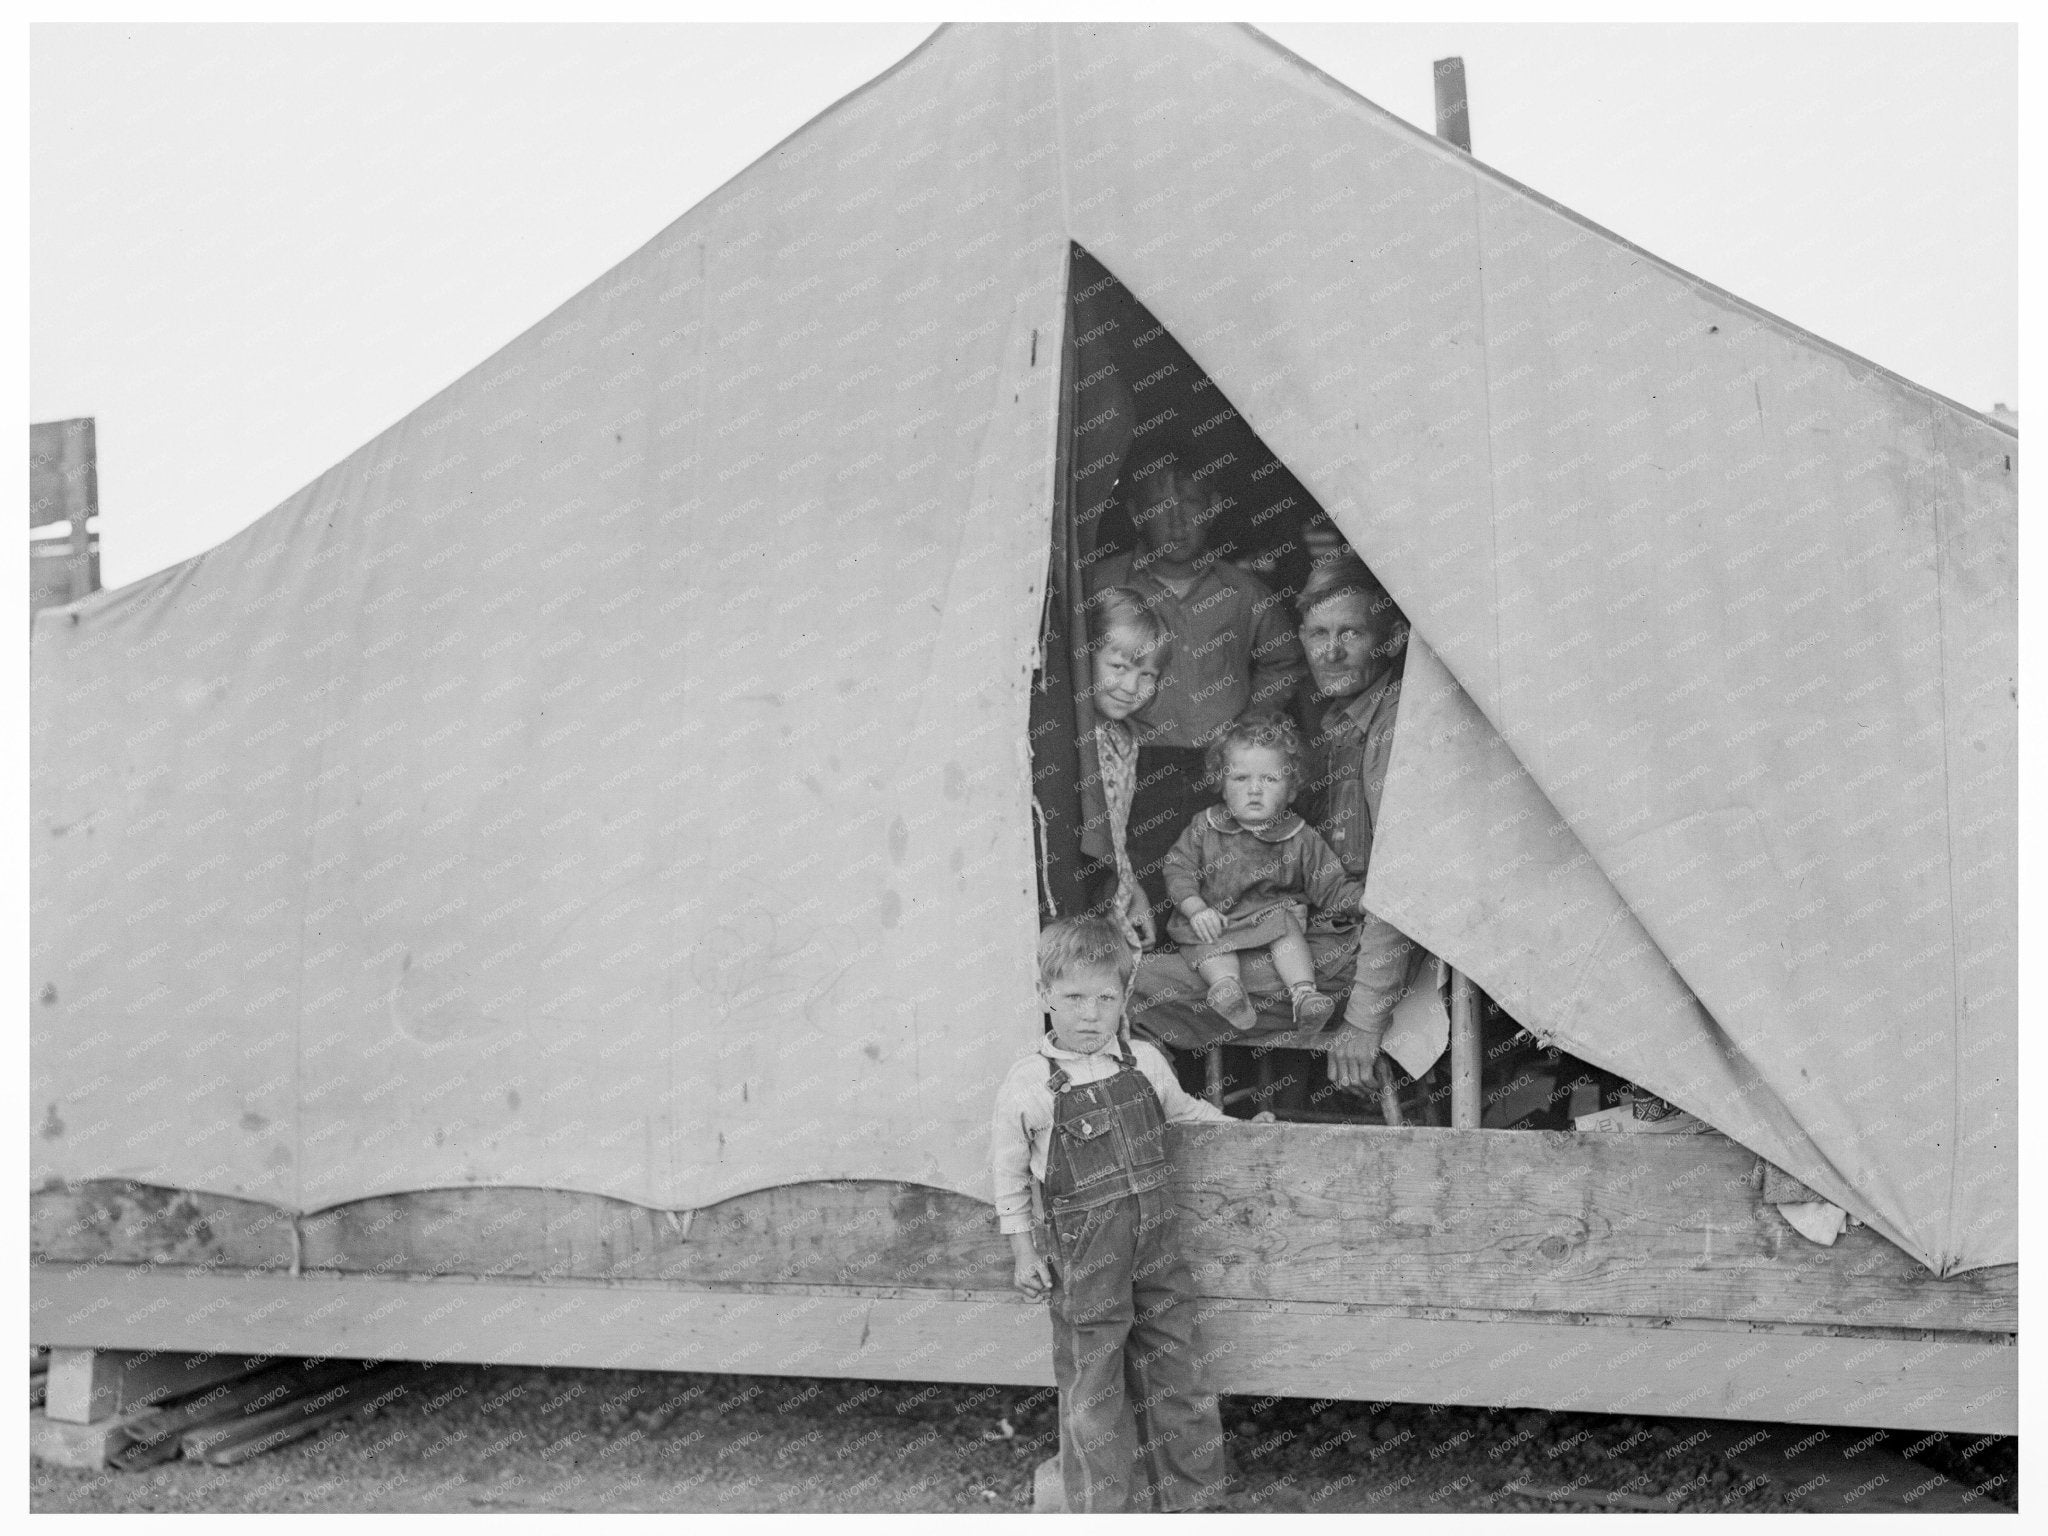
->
(1079, 586, 1171, 951)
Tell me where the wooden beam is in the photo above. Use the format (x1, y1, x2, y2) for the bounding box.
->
(300, 1180, 1011, 1290)
(181, 1364, 413, 1466)
(31, 1180, 294, 1270)
(1169, 1124, 2015, 1333)
(30, 1264, 2016, 1435)
(33, 1133, 2016, 1336)
(1448, 971, 1482, 1128)
(28, 417, 98, 604)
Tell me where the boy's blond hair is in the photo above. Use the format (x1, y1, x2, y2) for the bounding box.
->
(1037, 914, 1137, 990)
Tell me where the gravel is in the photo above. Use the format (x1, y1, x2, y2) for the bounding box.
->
(31, 1362, 2018, 1514)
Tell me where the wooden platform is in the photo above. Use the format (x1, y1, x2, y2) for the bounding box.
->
(30, 1126, 2016, 1434)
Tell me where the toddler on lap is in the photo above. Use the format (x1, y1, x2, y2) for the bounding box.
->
(1162, 712, 1366, 1032)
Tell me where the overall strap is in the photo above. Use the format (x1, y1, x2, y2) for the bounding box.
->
(1045, 1057, 1071, 1096)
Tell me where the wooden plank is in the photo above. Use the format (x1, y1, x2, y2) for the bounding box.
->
(30, 1264, 2016, 1435)
(296, 1180, 1010, 1289)
(181, 1364, 413, 1465)
(33, 1127, 2017, 1335)
(31, 1180, 295, 1270)
(43, 1345, 264, 1423)
(108, 1356, 377, 1469)
(1167, 1124, 2017, 1333)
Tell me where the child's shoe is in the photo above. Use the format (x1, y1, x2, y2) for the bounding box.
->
(1291, 984, 1335, 1030)
(1205, 977, 1258, 1031)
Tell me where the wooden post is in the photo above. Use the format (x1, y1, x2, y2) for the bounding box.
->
(1449, 969, 1482, 1128)
(68, 419, 98, 601)
(30, 417, 101, 619)
(1373, 1056, 1405, 1127)
(1434, 56, 1472, 153)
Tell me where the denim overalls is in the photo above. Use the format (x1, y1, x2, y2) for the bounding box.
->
(1040, 1045, 1227, 1513)
(1042, 1051, 1170, 1213)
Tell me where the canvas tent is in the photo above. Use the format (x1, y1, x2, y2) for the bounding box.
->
(32, 23, 2014, 1281)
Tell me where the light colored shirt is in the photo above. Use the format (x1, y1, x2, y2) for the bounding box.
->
(988, 1033, 1228, 1235)
(1087, 553, 1306, 747)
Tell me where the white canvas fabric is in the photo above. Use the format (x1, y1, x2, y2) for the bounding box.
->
(30, 25, 2013, 1273)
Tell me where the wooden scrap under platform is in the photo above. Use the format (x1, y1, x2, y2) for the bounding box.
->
(177, 1362, 414, 1466)
(28, 1348, 416, 1472)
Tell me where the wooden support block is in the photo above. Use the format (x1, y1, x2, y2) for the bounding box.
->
(1033, 1455, 1065, 1512)
(31, 1406, 136, 1470)
(43, 1346, 265, 1424)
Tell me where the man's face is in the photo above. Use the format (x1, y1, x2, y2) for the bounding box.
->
(1128, 470, 1215, 567)
(1299, 589, 1398, 700)
(1040, 962, 1126, 1055)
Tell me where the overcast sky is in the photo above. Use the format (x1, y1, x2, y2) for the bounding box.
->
(31, 23, 2016, 589)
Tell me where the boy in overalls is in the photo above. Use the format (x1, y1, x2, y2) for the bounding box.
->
(990, 915, 1269, 1512)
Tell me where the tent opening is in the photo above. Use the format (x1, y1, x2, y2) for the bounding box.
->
(1029, 243, 1632, 1129)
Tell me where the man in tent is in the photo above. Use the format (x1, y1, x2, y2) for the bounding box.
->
(1294, 557, 1422, 1094)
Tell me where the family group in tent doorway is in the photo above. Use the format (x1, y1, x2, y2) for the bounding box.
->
(1059, 434, 1627, 1127)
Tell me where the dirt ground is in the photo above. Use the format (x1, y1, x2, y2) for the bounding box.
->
(30, 1361, 2016, 1514)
